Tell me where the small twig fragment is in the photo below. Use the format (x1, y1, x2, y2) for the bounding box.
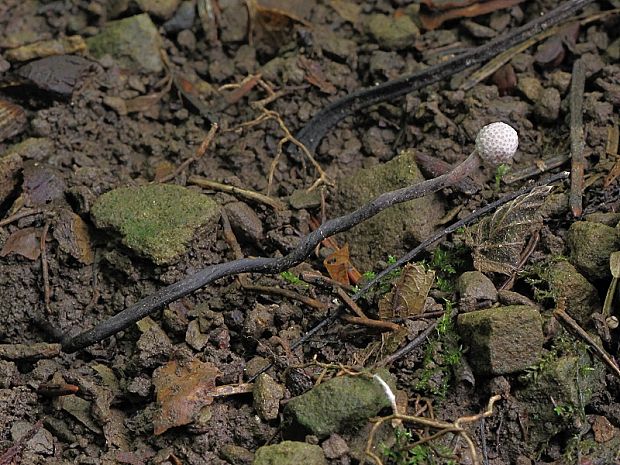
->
(569, 58, 586, 217)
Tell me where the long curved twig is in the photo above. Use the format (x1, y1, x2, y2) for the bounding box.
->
(294, 0, 595, 153)
(61, 152, 480, 352)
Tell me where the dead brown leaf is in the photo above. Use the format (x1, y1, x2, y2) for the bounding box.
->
(152, 359, 221, 435)
(52, 208, 94, 265)
(324, 243, 362, 285)
(378, 263, 435, 319)
(0, 227, 40, 260)
(420, 0, 525, 31)
(298, 57, 337, 94)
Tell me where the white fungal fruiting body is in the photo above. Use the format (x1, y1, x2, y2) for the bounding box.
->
(475, 122, 518, 166)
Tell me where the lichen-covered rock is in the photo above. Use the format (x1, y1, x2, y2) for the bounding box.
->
(457, 305, 544, 375)
(283, 370, 395, 439)
(516, 349, 605, 452)
(86, 14, 163, 72)
(335, 149, 444, 270)
(254, 441, 326, 465)
(545, 260, 601, 325)
(253, 373, 285, 421)
(365, 14, 419, 50)
(91, 184, 220, 265)
(567, 221, 620, 280)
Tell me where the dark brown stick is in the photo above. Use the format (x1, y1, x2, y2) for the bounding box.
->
(569, 58, 586, 217)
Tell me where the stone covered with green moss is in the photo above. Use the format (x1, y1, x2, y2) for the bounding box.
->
(335, 149, 445, 270)
(91, 184, 220, 264)
(254, 441, 326, 465)
(457, 305, 544, 375)
(86, 14, 163, 72)
(283, 370, 395, 439)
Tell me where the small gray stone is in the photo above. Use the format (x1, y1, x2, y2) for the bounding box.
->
(136, 0, 180, 19)
(10, 422, 54, 455)
(163, 1, 195, 32)
(219, 444, 254, 465)
(322, 434, 349, 459)
(534, 87, 561, 122)
(243, 303, 274, 339)
(517, 76, 542, 102)
(177, 29, 196, 51)
(185, 319, 209, 351)
(365, 14, 419, 50)
(253, 373, 285, 421)
(457, 306, 544, 375)
(224, 201, 263, 244)
(335, 149, 444, 270)
(457, 271, 497, 312)
(289, 189, 322, 210)
(0, 360, 18, 388)
(245, 356, 270, 379)
(254, 441, 326, 465)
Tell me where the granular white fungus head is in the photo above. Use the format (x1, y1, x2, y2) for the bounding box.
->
(475, 122, 518, 166)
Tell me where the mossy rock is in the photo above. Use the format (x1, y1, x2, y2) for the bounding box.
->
(567, 221, 620, 281)
(283, 370, 395, 439)
(516, 347, 606, 452)
(254, 441, 326, 465)
(91, 184, 220, 265)
(335, 149, 444, 270)
(86, 13, 163, 72)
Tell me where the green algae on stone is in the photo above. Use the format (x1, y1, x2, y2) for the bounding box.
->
(567, 221, 620, 281)
(365, 13, 419, 50)
(335, 149, 444, 270)
(283, 369, 395, 439)
(545, 260, 601, 326)
(91, 184, 220, 265)
(254, 441, 326, 465)
(86, 14, 163, 72)
(457, 305, 544, 375)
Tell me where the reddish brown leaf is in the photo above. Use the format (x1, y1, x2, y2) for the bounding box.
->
(0, 227, 40, 260)
(492, 63, 517, 96)
(324, 243, 363, 285)
(52, 208, 94, 265)
(152, 359, 221, 435)
(420, 0, 525, 30)
(420, 0, 477, 9)
(298, 57, 336, 94)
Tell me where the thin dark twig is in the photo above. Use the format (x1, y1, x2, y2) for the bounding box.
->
(40, 220, 51, 314)
(294, 0, 595, 153)
(61, 153, 480, 352)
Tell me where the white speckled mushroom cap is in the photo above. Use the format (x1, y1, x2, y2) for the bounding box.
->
(475, 122, 518, 166)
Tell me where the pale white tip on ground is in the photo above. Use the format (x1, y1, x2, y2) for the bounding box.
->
(475, 122, 519, 166)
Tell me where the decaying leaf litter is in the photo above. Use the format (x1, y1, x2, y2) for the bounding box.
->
(1, 0, 620, 464)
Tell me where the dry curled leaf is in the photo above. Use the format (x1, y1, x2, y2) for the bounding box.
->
(324, 243, 361, 285)
(0, 227, 40, 260)
(466, 186, 551, 275)
(53, 208, 94, 264)
(378, 263, 435, 319)
(152, 359, 220, 435)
